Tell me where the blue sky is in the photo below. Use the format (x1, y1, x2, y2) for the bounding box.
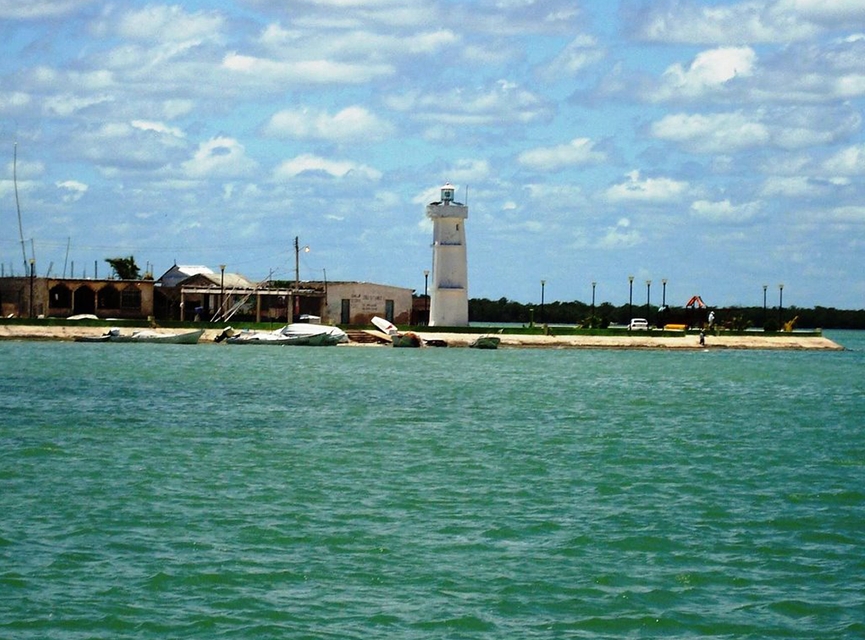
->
(1, 0, 864, 309)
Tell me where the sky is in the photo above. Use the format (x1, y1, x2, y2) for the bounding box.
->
(1, 0, 864, 310)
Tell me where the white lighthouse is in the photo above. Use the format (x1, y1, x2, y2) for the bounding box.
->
(426, 182, 469, 326)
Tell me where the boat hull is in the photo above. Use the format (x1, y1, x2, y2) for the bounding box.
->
(469, 336, 500, 349)
(224, 324, 345, 346)
(75, 329, 204, 344)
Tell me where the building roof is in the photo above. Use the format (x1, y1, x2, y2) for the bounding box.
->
(157, 265, 254, 290)
(195, 272, 256, 289)
(157, 265, 214, 288)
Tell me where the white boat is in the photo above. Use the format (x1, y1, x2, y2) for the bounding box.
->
(280, 323, 348, 343)
(219, 323, 347, 346)
(223, 330, 305, 345)
(371, 316, 422, 347)
(75, 328, 204, 344)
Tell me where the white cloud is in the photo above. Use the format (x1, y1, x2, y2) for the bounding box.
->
(223, 53, 394, 84)
(524, 183, 590, 209)
(627, 0, 820, 44)
(518, 138, 606, 171)
(774, 0, 865, 24)
(835, 74, 865, 97)
(650, 112, 770, 153)
(263, 106, 393, 142)
(0, 91, 31, 112)
(605, 171, 688, 203)
(538, 34, 605, 81)
(273, 154, 382, 181)
(690, 199, 759, 222)
(759, 176, 825, 197)
(653, 47, 756, 100)
(259, 19, 458, 58)
(131, 120, 185, 138)
(42, 93, 114, 117)
(409, 29, 459, 53)
(116, 5, 225, 43)
(5, 159, 45, 180)
(387, 81, 553, 127)
(182, 137, 257, 178)
(445, 159, 491, 184)
(56, 180, 88, 202)
(161, 100, 195, 119)
(823, 144, 865, 175)
(773, 126, 836, 149)
(0, 0, 95, 19)
(599, 218, 642, 248)
(827, 205, 865, 223)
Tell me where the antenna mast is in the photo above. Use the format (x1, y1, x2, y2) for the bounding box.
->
(14, 143, 27, 272)
(63, 237, 70, 278)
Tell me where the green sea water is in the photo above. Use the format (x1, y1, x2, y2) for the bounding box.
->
(1, 332, 863, 639)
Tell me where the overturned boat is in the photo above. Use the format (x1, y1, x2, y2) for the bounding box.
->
(371, 316, 422, 347)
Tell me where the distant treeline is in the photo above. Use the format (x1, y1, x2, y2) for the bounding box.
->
(467, 297, 865, 330)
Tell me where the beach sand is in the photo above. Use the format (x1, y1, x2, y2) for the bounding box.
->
(0, 324, 845, 350)
(412, 331, 844, 350)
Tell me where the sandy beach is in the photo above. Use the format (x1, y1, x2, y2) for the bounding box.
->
(0, 324, 845, 350)
(413, 331, 844, 350)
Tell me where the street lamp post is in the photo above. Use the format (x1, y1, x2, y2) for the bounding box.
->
(591, 281, 596, 313)
(423, 269, 429, 325)
(646, 280, 652, 325)
(293, 236, 310, 322)
(763, 285, 768, 327)
(628, 275, 634, 327)
(778, 284, 784, 328)
(540, 280, 546, 324)
(660, 278, 667, 326)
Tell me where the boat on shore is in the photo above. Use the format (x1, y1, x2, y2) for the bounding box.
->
(217, 323, 347, 346)
(392, 331, 422, 348)
(75, 328, 204, 344)
(223, 331, 305, 345)
(469, 335, 500, 349)
(371, 316, 422, 347)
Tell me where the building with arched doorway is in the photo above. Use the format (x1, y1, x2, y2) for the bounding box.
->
(0, 276, 155, 319)
(1, 268, 413, 326)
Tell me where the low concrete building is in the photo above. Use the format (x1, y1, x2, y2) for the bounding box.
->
(0, 276, 155, 319)
(1, 266, 414, 327)
(156, 266, 413, 325)
(319, 281, 414, 325)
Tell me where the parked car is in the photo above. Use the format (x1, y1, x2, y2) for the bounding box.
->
(629, 318, 649, 330)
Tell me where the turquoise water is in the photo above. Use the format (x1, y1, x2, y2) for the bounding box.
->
(1, 332, 863, 638)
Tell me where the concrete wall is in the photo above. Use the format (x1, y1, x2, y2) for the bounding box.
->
(324, 282, 413, 325)
(0, 277, 155, 319)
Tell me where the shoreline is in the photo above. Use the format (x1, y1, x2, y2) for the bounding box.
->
(0, 324, 846, 350)
(414, 331, 844, 350)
